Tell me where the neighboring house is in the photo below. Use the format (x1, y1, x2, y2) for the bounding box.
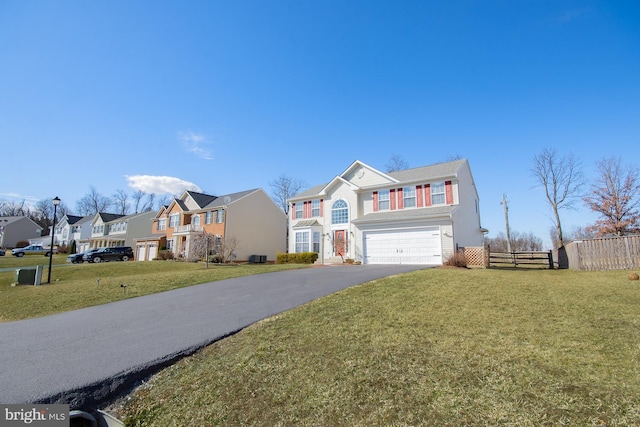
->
(0, 216, 43, 248)
(70, 215, 95, 253)
(137, 189, 286, 262)
(288, 159, 487, 265)
(88, 211, 156, 249)
(53, 214, 91, 247)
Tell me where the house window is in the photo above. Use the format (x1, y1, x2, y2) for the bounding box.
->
(378, 190, 390, 210)
(215, 210, 224, 223)
(158, 218, 166, 231)
(431, 182, 446, 205)
(295, 203, 303, 219)
(312, 199, 321, 217)
(169, 214, 180, 228)
(167, 239, 174, 250)
(331, 200, 348, 224)
(205, 211, 213, 224)
(295, 231, 309, 253)
(403, 186, 416, 208)
(313, 232, 320, 253)
(193, 215, 201, 227)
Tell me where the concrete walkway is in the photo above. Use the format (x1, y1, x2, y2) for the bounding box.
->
(0, 265, 427, 410)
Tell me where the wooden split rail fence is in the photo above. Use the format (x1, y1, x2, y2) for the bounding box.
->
(489, 250, 554, 268)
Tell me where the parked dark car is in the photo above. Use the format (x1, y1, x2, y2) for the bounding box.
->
(67, 248, 101, 264)
(83, 246, 134, 263)
(0, 248, 5, 256)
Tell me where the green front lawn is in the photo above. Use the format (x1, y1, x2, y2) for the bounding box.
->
(117, 268, 640, 426)
(0, 261, 309, 322)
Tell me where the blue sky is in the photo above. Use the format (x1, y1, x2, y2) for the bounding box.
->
(1, 0, 639, 248)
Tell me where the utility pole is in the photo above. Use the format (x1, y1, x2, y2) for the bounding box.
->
(501, 194, 512, 254)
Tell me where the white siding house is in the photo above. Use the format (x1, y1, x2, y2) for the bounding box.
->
(288, 159, 487, 265)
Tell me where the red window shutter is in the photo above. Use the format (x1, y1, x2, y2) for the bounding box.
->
(320, 199, 324, 217)
(291, 203, 296, 219)
(416, 185, 423, 207)
(373, 191, 379, 212)
(305, 201, 310, 218)
(424, 184, 432, 206)
(445, 181, 453, 204)
(397, 188, 404, 209)
(390, 189, 396, 210)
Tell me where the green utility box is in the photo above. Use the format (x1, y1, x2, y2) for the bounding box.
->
(15, 266, 44, 285)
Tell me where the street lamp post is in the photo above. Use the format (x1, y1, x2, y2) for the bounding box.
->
(47, 196, 61, 284)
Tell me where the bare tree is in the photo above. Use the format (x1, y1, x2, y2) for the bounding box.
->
(0, 199, 29, 216)
(269, 174, 306, 215)
(131, 190, 156, 213)
(76, 186, 112, 215)
(112, 190, 131, 215)
(531, 148, 585, 248)
(584, 157, 640, 236)
(385, 154, 409, 172)
(487, 231, 542, 252)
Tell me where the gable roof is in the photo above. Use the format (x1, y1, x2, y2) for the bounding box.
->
(0, 216, 42, 229)
(66, 215, 83, 225)
(97, 213, 125, 223)
(204, 189, 259, 209)
(185, 190, 218, 209)
(290, 158, 469, 201)
(386, 159, 467, 183)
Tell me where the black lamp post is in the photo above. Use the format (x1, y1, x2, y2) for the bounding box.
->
(47, 196, 61, 284)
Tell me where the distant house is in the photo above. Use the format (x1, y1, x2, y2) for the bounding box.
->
(288, 159, 487, 265)
(88, 211, 156, 250)
(53, 214, 93, 248)
(136, 189, 286, 262)
(0, 216, 43, 248)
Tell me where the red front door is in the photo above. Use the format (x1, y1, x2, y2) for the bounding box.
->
(334, 230, 347, 256)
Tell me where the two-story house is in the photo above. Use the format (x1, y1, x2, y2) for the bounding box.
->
(137, 188, 286, 262)
(53, 214, 94, 248)
(89, 211, 156, 249)
(288, 159, 487, 265)
(0, 216, 43, 248)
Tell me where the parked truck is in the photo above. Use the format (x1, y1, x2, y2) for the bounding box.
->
(11, 244, 58, 257)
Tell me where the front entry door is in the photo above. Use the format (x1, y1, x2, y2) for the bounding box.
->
(334, 230, 347, 256)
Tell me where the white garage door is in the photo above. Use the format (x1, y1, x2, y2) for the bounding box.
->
(137, 246, 146, 262)
(363, 228, 442, 265)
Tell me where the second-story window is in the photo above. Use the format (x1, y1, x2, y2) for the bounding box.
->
(158, 219, 166, 231)
(193, 215, 201, 227)
(378, 190, 390, 210)
(431, 182, 445, 205)
(295, 203, 303, 219)
(215, 210, 224, 223)
(312, 199, 321, 217)
(205, 211, 213, 224)
(403, 186, 416, 208)
(169, 214, 180, 228)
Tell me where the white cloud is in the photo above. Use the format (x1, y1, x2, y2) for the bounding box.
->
(178, 131, 214, 160)
(125, 175, 202, 195)
(0, 192, 39, 202)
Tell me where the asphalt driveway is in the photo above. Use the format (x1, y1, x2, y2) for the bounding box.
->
(0, 264, 427, 410)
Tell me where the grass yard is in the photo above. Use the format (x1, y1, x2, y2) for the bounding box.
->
(116, 268, 640, 426)
(0, 253, 68, 269)
(0, 260, 308, 322)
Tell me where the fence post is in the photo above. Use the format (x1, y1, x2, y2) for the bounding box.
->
(547, 250, 553, 269)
